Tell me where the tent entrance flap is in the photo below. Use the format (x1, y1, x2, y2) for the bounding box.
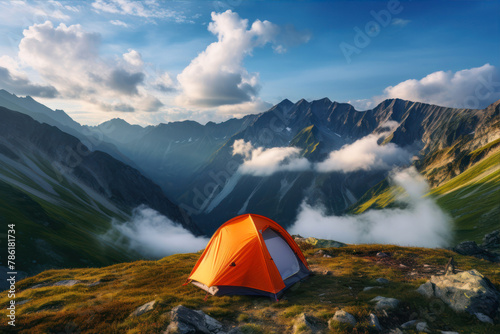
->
(262, 228, 300, 280)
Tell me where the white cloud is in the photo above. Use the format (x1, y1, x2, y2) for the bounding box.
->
(232, 139, 311, 176)
(17, 21, 163, 112)
(316, 130, 412, 173)
(391, 18, 410, 27)
(378, 64, 500, 109)
(0, 1, 73, 25)
(105, 205, 209, 258)
(110, 19, 128, 27)
(0, 55, 58, 97)
(92, 0, 189, 23)
(123, 49, 144, 68)
(176, 10, 310, 110)
(152, 72, 177, 92)
(289, 167, 452, 248)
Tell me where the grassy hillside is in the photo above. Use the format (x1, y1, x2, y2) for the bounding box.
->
(0, 152, 138, 277)
(351, 141, 500, 244)
(1, 245, 499, 333)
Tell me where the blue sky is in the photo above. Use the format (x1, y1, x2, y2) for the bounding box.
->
(0, 0, 499, 125)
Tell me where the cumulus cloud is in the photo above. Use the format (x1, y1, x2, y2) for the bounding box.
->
(232, 139, 311, 176)
(92, 0, 189, 23)
(17, 21, 162, 112)
(105, 205, 209, 258)
(0, 56, 58, 98)
(316, 130, 412, 173)
(379, 64, 500, 109)
(176, 10, 310, 109)
(289, 167, 452, 247)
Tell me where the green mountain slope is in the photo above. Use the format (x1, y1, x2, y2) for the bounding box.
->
(351, 143, 500, 244)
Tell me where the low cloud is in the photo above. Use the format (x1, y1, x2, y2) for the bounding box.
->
(105, 205, 209, 258)
(289, 167, 452, 247)
(316, 130, 412, 173)
(232, 139, 311, 176)
(176, 10, 310, 110)
(232, 126, 411, 176)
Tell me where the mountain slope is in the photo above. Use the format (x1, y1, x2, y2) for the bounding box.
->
(0, 107, 199, 280)
(0, 90, 135, 168)
(173, 98, 499, 234)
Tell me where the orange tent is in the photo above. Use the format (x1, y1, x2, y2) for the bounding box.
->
(185, 214, 310, 299)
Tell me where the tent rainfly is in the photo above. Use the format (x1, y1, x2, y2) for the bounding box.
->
(185, 214, 310, 299)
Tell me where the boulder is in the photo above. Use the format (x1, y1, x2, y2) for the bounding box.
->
(416, 269, 500, 318)
(481, 230, 500, 250)
(453, 241, 499, 262)
(400, 320, 418, 329)
(371, 296, 400, 311)
(165, 305, 225, 334)
(474, 312, 494, 324)
(130, 300, 156, 317)
(416, 321, 430, 332)
(369, 313, 382, 331)
(376, 252, 390, 258)
(293, 313, 324, 333)
(328, 310, 356, 327)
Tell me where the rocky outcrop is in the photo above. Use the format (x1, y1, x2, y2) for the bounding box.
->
(165, 305, 226, 334)
(482, 230, 500, 251)
(453, 241, 499, 262)
(417, 269, 500, 319)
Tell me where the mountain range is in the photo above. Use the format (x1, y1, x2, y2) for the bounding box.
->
(0, 88, 498, 278)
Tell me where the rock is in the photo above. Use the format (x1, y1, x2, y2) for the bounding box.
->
(416, 321, 430, 332)
(388, 329, 403, 334)
(227, 328, 243, 334)
(363, 286, 380, 292)
(475, 312, 494, 324)
(416, 281, 434, 298)
(322, 270, 332, 275)
(130, 300, 156, 317)
(369, 313, 382, 331)
(416, 269, 500, 318)
(295, 236, 346, 249)
(440, 331, 459, 334)
(323, 255, 332, 258)
(376, 278, 390, 284)
(315, 249, 325, 256)
(293, 313, 323, 333)
(328, 310, 356, 327)
(400, 320, 418, 328)
(17, 299, 31, 306)
(376, 252, 390, 258)
(165, 305, 225, 334)
(371, 296, 400, 311)
(53, 280, 81, 287)
(481, 230, 500, 250)
(453, 241, 499, 262)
